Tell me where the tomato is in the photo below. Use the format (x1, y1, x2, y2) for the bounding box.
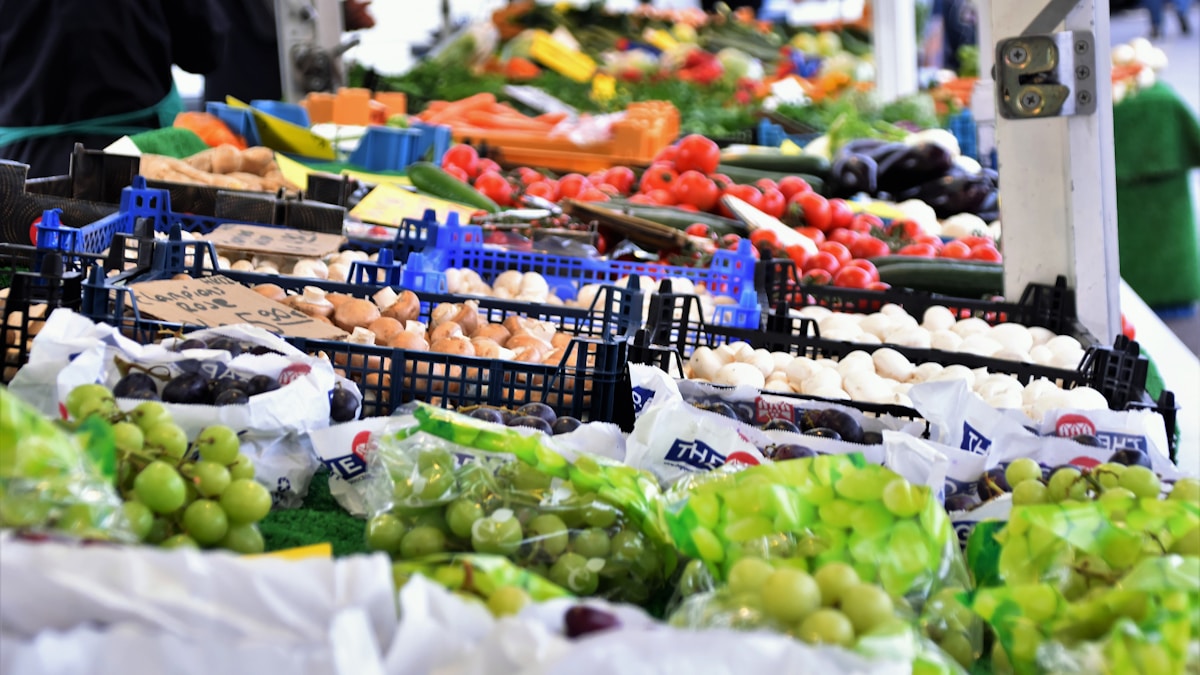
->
(672, 170, 720, 211)
(645, 188, 675, 205)
(710, 173, 734, 191)
(758, 188, 787, 218)
(719, 184, 761, 217)
(719, 233, 742, 250)
(754, 178, 779, 193)
(515, 167, 543, 185)
(849, 237, 888, 260)
(833, 266, 873, 289)
(802, 269, 834, 285)
(685, 223, 710, 238)
(940, 240, 972, 259)
(897, 243, 938, 257)
(777, 175, 812, 200)
(957, 235, 995, 248)
(443, 164, 470, 182)
(603, 166, 636, 194)
(557, 174, 590, 200)
(639, 165, 678, 193)
(675, 203, 700, 212)
(442, 144, 479, 176)
(628, 194, 657, 205)
(476, 158, 502, 175)
(749, 229, 779, 248)
(843, 259, 879, 281)
(968, 244, 1003, 262)
(804, 250, 841, 275)
(827, 199, 855, 230)
(848, 213, 884, 234)
(595, 183, 621, 196)
(1121, 314, 1136, 340)
(653, 144, 679, 165)
(577, 187, 610, 202)
(795, 226, 825, 245)
(790, 192, 833, 232)
(784, 244, 808, 269)
(473, 171, 513, 206)
(674, 134, 720, 175)
(524, 181, 556, 201)
(885, 219, 922, 241)
(817, 241, 852, 267)
(867, 281, 892, 291)
(828, 229, 860, 248)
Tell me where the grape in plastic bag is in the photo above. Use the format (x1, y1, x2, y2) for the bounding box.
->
(391, 553, 572, 614)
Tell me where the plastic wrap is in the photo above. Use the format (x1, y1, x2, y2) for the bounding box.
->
(390, 554, 572, 604)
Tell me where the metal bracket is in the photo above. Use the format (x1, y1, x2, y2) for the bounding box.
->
(996, 31, 1096, 119)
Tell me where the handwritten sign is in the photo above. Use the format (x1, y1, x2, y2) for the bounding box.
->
(131, 275, 347, 340)
(201, 224, 345, 258)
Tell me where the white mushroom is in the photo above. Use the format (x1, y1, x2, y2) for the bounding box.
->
(989, 323, 1034, 355)
(922, 305, 957, 332)
(951, 317, 992, 338)
(930, 329, 964, 352)
(714, 362, 766, 389)
(910, 362, 944, 382)
(886, 325, 933, 349)
(872, 348, 915, 381)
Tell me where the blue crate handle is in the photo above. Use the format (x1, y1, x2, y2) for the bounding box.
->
(349, 247, 405, 287)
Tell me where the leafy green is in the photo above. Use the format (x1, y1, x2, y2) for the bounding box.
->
(957, 46, 980, 78)
(881, 93, 940, 129)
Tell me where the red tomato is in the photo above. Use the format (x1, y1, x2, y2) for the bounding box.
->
(515, 167, 543, 185)
(849, 236, 891, 260)
(802, 269, 834, 285)
(897, 243, 939, 257)
(685, 223, 710, 238)
(804, 250, 841, 275)
(784, 244, 808, 269)
(968, 244, 1004, 262)
(628, 194, 657, 205)
(833, 266, 873, 289)
(674, 134, 720, 175)
(758, 188, 786, 218)
(645, 188, 675, 205)
(473, 171, 513, 206)
(710, 173, 734, 191)
(843, 259, 879, 281)
(886, 219, 922, 241)
(476, 158, 502, 176)
(754, 178, 779, 193)
(817, 241, 852, 267)
(791, 192, 833, 232)
(940, 240, 972, 259)
(443, 164, 470, 182)
(672, 170, 720, 211)
(848, 213, 884, 234)
(639, 165, 678, 193)
(749, 229, 779, 248)
(577, 187, 610, 202)
(558, 174, 590, 200)
(675, 203, 700, 212)
(719, 184, 761, 218)
(595, 183, 621, 196)
(795, 227, 825, 245)
(957, 235, 995, 248)
(603, 166, 636, 194)
(524, 181, 556, 201)
(867, 281, 892, 291)
(828, 229, 860, 248)
(827, 199, 855, 230)
(653, 144, 679, 165)
(442, 144, 479, 176)
(777, 175, 812, 199)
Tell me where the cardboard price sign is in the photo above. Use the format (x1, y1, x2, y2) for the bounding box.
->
(131, 275, 347, 340)
(201, 224, 345, 258)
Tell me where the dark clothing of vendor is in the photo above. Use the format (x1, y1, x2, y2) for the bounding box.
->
(928, 0, 978, 72)
(0, 0, 229, 178)
(203, 0, 283, 105)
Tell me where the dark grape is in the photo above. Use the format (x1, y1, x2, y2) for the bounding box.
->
(564, 605, 621, 638)
(161, 373, 212, 404)
(248, 345, 284, 356)
(1110, 448, 1152, 468)
(113, 372, 158, 398)
(772, 444, 818, 461)
(1072, 434, 1101, 447)
(176, 338, 207, 351)
(468, 408, 506, 424)
(245, 374, 281, 396)
(804, 427, 842, 440)
(516, 402, 557, 425)
(123, 389, 160, 401)
(205, 337, 242, 357)
(695, 401, 737, 420)
(761, 419, 800, 433)
(800, 409, 863, 443)
(508, 416, 553, 434)
(551, 416, 582, 435)
(214, 389, 249, 406)
(211, 377, 248, 398)
(330, 386, 360, 422)
(976, 467, 1010, 499)
(861, 431, 884, 445)
(945, 493, 982, 511)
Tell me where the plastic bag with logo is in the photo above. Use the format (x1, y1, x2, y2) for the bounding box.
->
(908, 379, 1037, 457)
(1037, 407, 1174, 475)
(359, 403, 675, 603)
(0, 386, 134, 542)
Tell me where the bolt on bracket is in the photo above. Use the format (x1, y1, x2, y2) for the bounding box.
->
(996, 31, 1096, 119)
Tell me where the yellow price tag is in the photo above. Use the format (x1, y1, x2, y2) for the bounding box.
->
(779, 139, 804, 156)
(248, 543, 333, 561)
(350, 182, 477, 226)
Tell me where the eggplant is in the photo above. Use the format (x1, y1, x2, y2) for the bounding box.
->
(906, 173, 997, 219)
(840, 138, 891, 156)
(876, 143, 956, 195)
(829, 153, 878, 198)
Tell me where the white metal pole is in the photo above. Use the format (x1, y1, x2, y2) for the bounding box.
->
(972, 0, 997, 166)
(989, 0, 1121, 343)
(873, 0, 920, 101)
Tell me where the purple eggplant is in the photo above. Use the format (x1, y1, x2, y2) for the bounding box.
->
(876, 143, 956, 195)
(829, 153, 878, 198)
(902, 173, 997, 218)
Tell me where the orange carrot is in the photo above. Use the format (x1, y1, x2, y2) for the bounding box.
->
(423, 93, 497, 125)
(536, 112, 568, 125)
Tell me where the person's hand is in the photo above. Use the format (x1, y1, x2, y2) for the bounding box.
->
(344, 0, 375, 30)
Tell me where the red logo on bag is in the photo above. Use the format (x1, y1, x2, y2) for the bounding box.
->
(351, 430, 371, 459)
(1055, 414, 1096, 438)
(1070, 456, 1102, 469)
(278, 363, 311, 385)
(755, 397, 795, 424)
(725, 451, 761, 466)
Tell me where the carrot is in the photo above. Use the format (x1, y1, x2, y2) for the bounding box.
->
(536, 112, 568, 125)
(463, 110, 551, 132)
(423, 93, 497, 126)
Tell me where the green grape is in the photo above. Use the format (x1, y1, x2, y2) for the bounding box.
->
(1099, 487, 1136, 519)
(839, 584, 894, 633)
(445, 500, 484, 539)
(417, 449, 454, 472)
(938, 631, 974, 669)
(1118, 466, 1162, 499)
(573, 527, 611, 559)
(145, 517, 171, 544)
(796, 608, 856, 647)
(507, 462, 553, 491)
(1169, 477, 1200, 504)
(610, 529, 646, 564)
(111, 422, 144, 454)
(182, 499, 228, 546)
(65, 384, 114, 419)
(486, 586, 531, 617)
(582, 500, 619, 529)
(134, 460, 187, 514)
(881, 479, 927, 518)
(813, 562, 860, 607)
(471, 509, 524, 556)
(817, 500, 857, 529)
(219, 479, 272, 524)
(527, 514, 570, 556)
(1131, 642, 1172, 673)
(416, 467, 456, 501)
(144, 423, 189, 460)
(229, 455, 256, 481)
(833, 467, 889, 502)
(852, 502, 895, 535)
(677, 558, 711, 596)
(76, 396, 118, 421)
(848, 529, 888, 563)
(129, 401, 171, 432)
(189, 461, 231, 498)
(1014, 583, 1059, 623)
(195, 425, 240, 465)
(885, 521, 931, 576)
(366, 513, 407, 552)
(58, 504, 95, 535)
(400, 526, 447, 558)
(162, 534, 199, 549)
(412, 511, 452, 535)
(432, 565, 466, 589)
(991, 642, 1014, 675)
(1012, 480, 1048, 506)
(549, 552, 601, 595)
(728, 557, 775, 595)
(1007, 620, 1043, 664)
(1094, 463, 1124, 489)
(123, 500, 154, 540)
(219, 523, 265, 554)
(1046, 467, 1082, 503)
(1005, 458, 1042, 487)
(1170, 526, 1199, 555)
(761, 568, 821, 623)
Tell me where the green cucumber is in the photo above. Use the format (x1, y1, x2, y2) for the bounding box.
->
(406, 162, 501, 213)
(877, 262, 1004, 297)
(869, 255, 1003, 270)
(715, 164, 825, 194)
(604, 201, 748, 237)
(719, 148, 831, 178)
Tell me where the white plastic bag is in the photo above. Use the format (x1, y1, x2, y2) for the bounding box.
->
(624, 397, 768, 486)
(908, 379, 1036, 455)
(1037, 407, 1175, 475)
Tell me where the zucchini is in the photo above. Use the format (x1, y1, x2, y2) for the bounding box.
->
(877, 262, 1004, 297)
(869, 255, 1003, 270)
(604, 201, 748, 237)
(719, 148, 831, 178)
(716, 164, 826, 194)
(406, 162, 501, 213)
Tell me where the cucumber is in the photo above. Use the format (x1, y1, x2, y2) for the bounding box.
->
(716, 164, 826, 194)
(604, 201, 748, 237)
(869, 255, 1003, 270)
(406, 162, 501, 213)
(877, 262, 1004, 297)
(719, 148, 831, 178)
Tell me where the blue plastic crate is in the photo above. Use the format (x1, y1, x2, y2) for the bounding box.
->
(756, 119, 822, 150)
(348, 121, 452, 172)
(205, 102, 262, 147)
(948, 110, 978, 161)
(251, 100, 310, 128)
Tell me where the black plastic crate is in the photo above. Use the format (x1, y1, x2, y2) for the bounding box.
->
(1, 252, 84, 383)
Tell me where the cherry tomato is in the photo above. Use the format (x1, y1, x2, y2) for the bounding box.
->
(957, 235, 995, 248)
(754, 178, 779, 193)
(672, 170, 720, 211)
(795, 226, 825, 245)
(443, 164, 470, 182)
(587, 171, 607, 185)
(828, 229, 860, 248)
(515, 167, 543, 185)
(645, 188, 675, 205)
(558, 174, 590, 200)
(719, 233, 742, 249)
(639, 165, 678, 193)
(968, 244, 1004, 262)
(817, 241, 852, 267)
(804, 250, 841, 275)
(749, 229, 779, 248)
(675, 203, 700, 212)
(628, 194, 657, 205)
(685, 223, 710, 238)
(843, 259, 879, 281)
(603, 166, 636, 194)
(674, 134, 721, 175)
(653, 144, 679, 165)
(577, 187, 610, 202)
(442, 144, 479, 176)
(849, 236, 890, 260)
(790, 192, 833, 232)
(867, 281, 892, 291)
(710, 173, 734, 191)
(897, 243, 939, 257)
(940, 240, 972, 259)
(833, 266, 873, 289)
(595, 183, 621, 196)
(758, 188, 787, 218)
(848, 213, 884, 234)
(476, 158, 502, 175)
(473, 171, 513, 206)
(777, 175, 812, 200)
(886, 219, 922, 241)
(719, 184, 761, 218)
(524, 181, 556, 201)
(802, 269, 834, 285)
(784, 244, 808, 269)
(827, 199, 855, 230)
